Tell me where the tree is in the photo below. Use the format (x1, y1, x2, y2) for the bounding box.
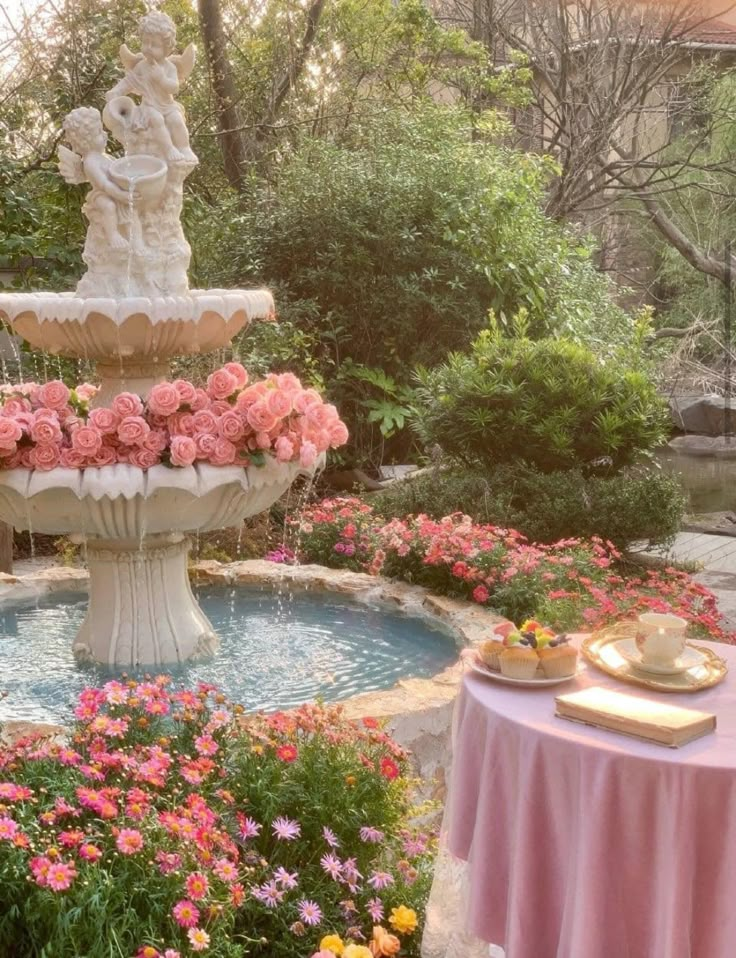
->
(437, 0, 736, 287)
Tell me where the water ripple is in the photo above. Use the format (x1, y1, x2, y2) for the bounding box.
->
(0, 586, 457, 724)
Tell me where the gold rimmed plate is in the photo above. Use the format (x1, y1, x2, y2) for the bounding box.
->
(467, 651, 584, 688)
(582, 623, 727, 693)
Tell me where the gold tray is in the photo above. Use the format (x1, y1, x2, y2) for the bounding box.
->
(581, 622, 728, 693)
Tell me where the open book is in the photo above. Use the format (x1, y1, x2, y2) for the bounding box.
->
(555, 686, 716, 747)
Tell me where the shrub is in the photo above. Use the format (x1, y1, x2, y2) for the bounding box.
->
(412, 318, 670, 474)
(292, 498, 730, 640)
(0, 682, 431, 958)
(369, 466, 686, 550)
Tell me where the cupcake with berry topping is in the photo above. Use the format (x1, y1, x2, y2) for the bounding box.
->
(478, 621, 516, 671)
(498, 628, 539, 679)
(537, 632, 578, 678)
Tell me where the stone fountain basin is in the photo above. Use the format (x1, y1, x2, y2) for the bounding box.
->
(0, 289, 274, 362)
(109, 154, 167, 204)
(0, 459, 302, 538)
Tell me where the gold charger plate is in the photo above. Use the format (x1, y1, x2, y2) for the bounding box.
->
(582, 622, 728, 693)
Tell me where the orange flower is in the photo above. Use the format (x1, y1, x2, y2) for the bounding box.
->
(370, 926, 401, 956)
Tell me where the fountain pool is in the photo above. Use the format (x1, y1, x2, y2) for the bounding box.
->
(0, 586, 458, 724)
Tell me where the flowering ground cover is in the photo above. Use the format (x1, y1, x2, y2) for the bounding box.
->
(0, 363, 347, 471)
(0, 679, 430, 957)
(293, 498, 732, 643)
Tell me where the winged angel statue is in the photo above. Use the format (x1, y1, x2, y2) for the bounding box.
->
(58, 108, 130, 250)
(105, 10, 196, 162)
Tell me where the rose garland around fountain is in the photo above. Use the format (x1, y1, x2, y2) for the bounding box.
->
(0, 10, 347, 669)
(0, 365, 347, 472)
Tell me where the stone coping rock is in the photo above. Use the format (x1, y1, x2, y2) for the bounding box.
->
(0, 559, 509, 795)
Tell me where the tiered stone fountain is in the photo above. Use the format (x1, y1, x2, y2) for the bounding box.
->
(0, 11, 310, 669)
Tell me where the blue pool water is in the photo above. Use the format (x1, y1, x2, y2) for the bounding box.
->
(0, 586, 457, 724)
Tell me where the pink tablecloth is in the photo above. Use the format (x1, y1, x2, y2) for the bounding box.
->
(439, 638, 736, 958)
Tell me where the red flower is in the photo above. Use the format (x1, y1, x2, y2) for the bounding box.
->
(276, 744, 298, 763)
(380, 757, 400, 781)
(362, 717, 379, 729)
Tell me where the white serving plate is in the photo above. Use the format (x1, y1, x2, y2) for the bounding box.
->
(468, 652, 584, 688)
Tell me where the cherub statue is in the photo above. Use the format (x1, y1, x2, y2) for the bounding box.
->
(59, 107, 130, 251)
(105, 11, 196, 163)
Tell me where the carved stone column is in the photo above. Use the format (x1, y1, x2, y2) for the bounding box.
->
(73, 533, 218, 667)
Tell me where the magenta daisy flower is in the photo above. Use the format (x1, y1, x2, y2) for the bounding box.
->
(359, 826, 385, 843)
(272, 816, 301, 841)
(322, 826, 340, 848)
(237, 815, 261, 840)
(366, 897, 384, 921)
(367, 870, 394, 890)
(253, 879, 284, 908)
(320, 852, 343, 880)
(298, 899, 322, 926)
(274, 867, 299, 889)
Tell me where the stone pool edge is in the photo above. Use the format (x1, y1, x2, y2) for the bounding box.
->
(0, 559, 509, 805)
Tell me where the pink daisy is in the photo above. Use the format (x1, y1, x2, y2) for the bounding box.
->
(298, 899, 322, 926)
(172, 899, 200, 929)
(187, 927, 210, 952)
(272, 816, 301, 841)
(116, 828, 143, 855)
(46, 861, 77, 891)
(185, 872, 209, 901)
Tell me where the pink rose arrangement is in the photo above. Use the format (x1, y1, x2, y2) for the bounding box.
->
(0, 364, 348, 472)
(0, 681, 431, 957)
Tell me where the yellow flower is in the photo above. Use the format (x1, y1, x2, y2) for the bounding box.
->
(343, 947, 373, 958)
(320, 935, 345, 955)
(389, 905, 418, 935)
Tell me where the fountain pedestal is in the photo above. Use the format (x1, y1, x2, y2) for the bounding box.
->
(74, 533, 218, 667)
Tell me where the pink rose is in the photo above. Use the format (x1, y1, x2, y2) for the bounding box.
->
(276, 372, 302, 394)
(30, 415, 62, 445)
(192, 410, 218, 434)
(194, 433, 217, 459)
(304, 402, 332, 429)
(255, 431, 272, 450)
(224, 362, 248, 389)
(75, 383, 98, 402)
(143, 429, 169, 454)
(60, 448, 86, 468)
(91, 446, 117, 467)
(217, 411, 244, 442)
(293, 389, 323, 414)
(274, 436, 294, 462)
(129, 448, 160, 469)
(148, 383, 180, 417)
(29, 443, 61, 470)
(329, 421, 349, 446)
(173, 380, 198, 406)
(168, 412, 195, 436)
(266, 389, 292, 419)
(19, 449, 33, 468)
(0, 417, 22, 448)
(2, 397, 31, 416)
(209, 400, 231, 416)
(170, 435, 197, 467)
(117, 416, 150, 447)
(190, 388, 210, 412)
(299, 440, 318, 469)
(89, 407, 120, 434)
(72, 426, 103, 457)
(206, 368, 237, 400)
(246, 401, 279, 433)
(210, 437, 236, 465)
(37, 380, 70, 410)
(112, 392, 143, 418)
(3, 451, 22, 468)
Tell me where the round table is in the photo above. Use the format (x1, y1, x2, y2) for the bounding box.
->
(422, 638, 736, 958)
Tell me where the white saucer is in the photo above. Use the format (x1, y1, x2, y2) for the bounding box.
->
(468, 652, 584, 688)
(615, 638, 706, 675)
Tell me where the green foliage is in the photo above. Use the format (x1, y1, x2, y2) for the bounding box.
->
(412, 314, 670, 474)
(370, 465, 686, 550)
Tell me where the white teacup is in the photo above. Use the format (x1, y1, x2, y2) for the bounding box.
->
(635, 613, 687, 666)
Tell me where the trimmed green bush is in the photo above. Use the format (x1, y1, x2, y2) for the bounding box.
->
(412, 320, 670, 474)
(369, 465, 686, 550)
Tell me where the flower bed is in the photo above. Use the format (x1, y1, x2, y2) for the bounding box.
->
(0, 364, 347, 471)
(293, 498, 732, 642)
(0, 679, 431, 957)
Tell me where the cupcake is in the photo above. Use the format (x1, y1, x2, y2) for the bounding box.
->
(538, 642, 578, 678)
(499, 646, 539, 679)
(478, 639, 505, 671)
